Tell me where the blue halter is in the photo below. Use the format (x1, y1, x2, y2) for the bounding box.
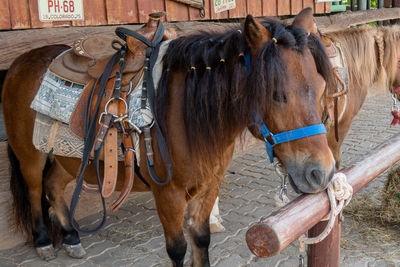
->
(254, 115, 327, 163)
(244, 50, 327, 163)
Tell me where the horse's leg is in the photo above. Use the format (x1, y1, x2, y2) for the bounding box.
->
(8, 145, 57, 261)
(43, 159, 86, 258)
(209, 197, 225, 233)
(187, 187, 219, 267)
(153, 188, 188, 267)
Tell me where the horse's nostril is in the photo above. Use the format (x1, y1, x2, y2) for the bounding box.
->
(305, 164, 326, 188)
(311, 169, 323, 186)
(286, 162, 333, 194)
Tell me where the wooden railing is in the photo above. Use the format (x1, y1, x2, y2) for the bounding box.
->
(245, 133, 400, 266)
(350, 0, 400, 11)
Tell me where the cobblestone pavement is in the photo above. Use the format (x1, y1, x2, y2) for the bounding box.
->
(1, 93, 399, 266)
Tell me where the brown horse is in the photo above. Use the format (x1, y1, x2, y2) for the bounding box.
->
(308, 10, 400, 169)
(2, 12, 335, 266)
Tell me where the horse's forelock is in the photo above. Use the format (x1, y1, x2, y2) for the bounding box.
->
(249, 20, 313, 111)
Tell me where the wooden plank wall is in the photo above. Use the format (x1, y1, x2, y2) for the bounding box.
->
(0, 0, 331, 30)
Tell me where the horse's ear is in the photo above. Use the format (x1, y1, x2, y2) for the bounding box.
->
(292, 7, 318, 35)
(244, 15, 271, 52)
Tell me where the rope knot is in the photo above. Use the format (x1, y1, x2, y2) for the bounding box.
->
(330, 172, 353, 204)
(298, 172, 353, 252)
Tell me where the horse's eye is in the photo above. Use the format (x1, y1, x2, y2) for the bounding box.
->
(273, 91, 287, 103)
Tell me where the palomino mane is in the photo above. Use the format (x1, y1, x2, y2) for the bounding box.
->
(380, 25, 400, 90)
(155, 19, 333, 172)
(327, 25, 400, 93)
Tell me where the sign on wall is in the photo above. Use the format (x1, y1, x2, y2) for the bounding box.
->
(214, 0, 236, 13)
(38, 0, 84, 21)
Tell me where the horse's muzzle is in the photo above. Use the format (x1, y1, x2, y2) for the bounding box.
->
(286, 161, 335, 194)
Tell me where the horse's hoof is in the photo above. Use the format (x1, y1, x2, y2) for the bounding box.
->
(63, 243, 86, 259)
(210, 222, 225, 233)
(36, 244, 56, 261)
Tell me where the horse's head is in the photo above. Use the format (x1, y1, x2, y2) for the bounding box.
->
(245, 10, 335, 193)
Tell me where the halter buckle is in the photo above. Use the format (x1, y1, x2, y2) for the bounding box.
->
(264, 132, 276, 147)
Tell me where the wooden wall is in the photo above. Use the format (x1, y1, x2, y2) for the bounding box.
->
(0, 0, 331, 30)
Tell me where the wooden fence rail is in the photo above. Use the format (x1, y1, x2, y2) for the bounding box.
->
(1, 7, 399, 71)
(0, 0, 332, 30)
(246, 133, 400, 266)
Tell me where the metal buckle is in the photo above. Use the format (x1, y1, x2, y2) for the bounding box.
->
(114, 114, 129, 134)
(98, 112, 111, 125)
(264, 132, 276, 147)
(298, 254, 305, 267)
(279, 176, 288, 202)
(114, 113, 128, 123)
(104, 97, 128, 114)
(126, 120, 142, 134)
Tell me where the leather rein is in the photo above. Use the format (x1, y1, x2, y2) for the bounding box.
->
(69, 21, 172, 234)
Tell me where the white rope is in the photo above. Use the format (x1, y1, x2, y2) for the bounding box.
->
(298, 172, 353, 253)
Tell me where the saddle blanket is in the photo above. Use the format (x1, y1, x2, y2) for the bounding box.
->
(31, 40, 171, 158)
(329, 42, 349, 92)
(33, 112, 125, 159)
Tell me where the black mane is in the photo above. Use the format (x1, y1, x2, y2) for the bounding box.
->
(155, 19, 333, 168)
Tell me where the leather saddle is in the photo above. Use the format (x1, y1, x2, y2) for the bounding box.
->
(49, 15, 175, 87)
(57, 13, 176, 215)
(320, 35, 338, 58)
(48, 13, 176, 138)
(315, 28, 347, 142)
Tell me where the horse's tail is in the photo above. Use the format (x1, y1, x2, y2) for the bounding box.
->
(8, 144, 32, 238)
(8, 145, 57, 242)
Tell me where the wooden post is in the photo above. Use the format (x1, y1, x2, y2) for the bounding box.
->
(246, 133, 400, 258)
(307, 218, 340, 267)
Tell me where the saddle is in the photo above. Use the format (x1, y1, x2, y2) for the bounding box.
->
(55, 13, 176, 231)
(318, 31, 348, 142)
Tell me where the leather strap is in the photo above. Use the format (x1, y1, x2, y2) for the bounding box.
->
(121, 21, 173, 185)
(70, 52, 121, 234)
(102, 45, 127, 199)
(110, 133, 135, 211)
(144, 128, 155, 164)
(102, 101, 119, 198)
(334, 98, 339, 142)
